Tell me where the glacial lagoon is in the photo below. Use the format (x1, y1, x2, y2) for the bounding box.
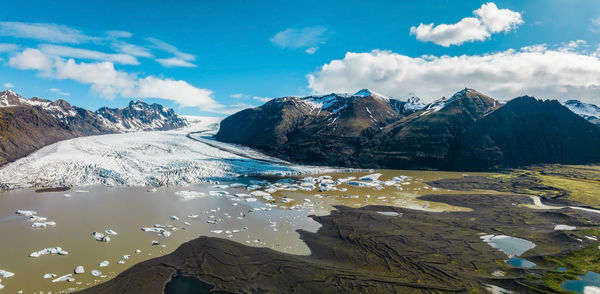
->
(0, 169, 550, 293)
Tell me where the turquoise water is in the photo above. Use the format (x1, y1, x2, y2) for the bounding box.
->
(505, 257, 536, 268)
(557, 267, 567, 272)
(561, 271, 600, 293)
(481, 235, 536, 257)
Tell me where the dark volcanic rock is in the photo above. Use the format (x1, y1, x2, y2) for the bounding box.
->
(80, 193, 600, 294)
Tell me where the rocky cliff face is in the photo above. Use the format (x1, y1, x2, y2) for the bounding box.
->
(0, 90, 188, 165)
(216, 88, 600, 170)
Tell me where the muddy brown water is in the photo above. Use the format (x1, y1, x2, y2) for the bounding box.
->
(0, 169, 504, 293)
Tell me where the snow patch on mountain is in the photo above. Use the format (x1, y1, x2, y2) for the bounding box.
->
(563, 100, 600, 122)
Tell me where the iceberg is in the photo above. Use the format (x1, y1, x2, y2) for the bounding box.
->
(0, 270, 14, 278)
(52, 274, 74, 283)
(32, 221, 56, 228)
(105, 229, 118, 235)
(91, 232, 110, 242)
(169, 216, 179, 221)
(42, 273, 56, 279)
(90, 270, 101, 277)
(99, 261, 109, 267)
(15, 210, 37, 216)
(151, 240, 160, 245)
(74, 266, 84, 274)
(175, 190, 206, 200)
(29, 247, 68, 258)
(121, 255, 130, 260)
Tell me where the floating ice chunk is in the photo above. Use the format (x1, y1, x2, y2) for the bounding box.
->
(75, 190, 89, 193)
(187, 214, 200, 219)
(184, 222, 191, 226)
(91, 232, 110, 242)
(147, 188, 158, 192)
(281, 198, 294, 204)
(74, 266, 84, 274)
(99, 261, 109, 267)
(15, 210, 37, 216)
(175, 190, 206, 200)
(346, 181, 380, 187)
(121, 255, 130, 260)
(64, 193, 72, 197)
(245, 197, 258, 202)
(359, 173, 382, 181)
(151, 240, 160, 245)
(134, 249, 141, 254)
(211, 230, 223, 234)
(52, 274, 73, 283)
(169, 216, 179, 221)
(229, 183, 245, 188)
(209, 191, 230, 197)
(32, 221, 56, 228)
(29, 247, 68, 258)
(0, 270, 14, 278)
(28, 215, 47, 222)
(554, 224, 576, 231)
(90, 270, 101, 277)
(42, 273, 56, 279)
(105, 229, 118, 235)
(118, 260, 125, 264)
(141, 227, 165, 233)
(160, 231, 172, 237)
(207, 220, 217, 224)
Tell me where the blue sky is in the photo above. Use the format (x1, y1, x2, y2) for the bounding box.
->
(1, 0, 600, 115)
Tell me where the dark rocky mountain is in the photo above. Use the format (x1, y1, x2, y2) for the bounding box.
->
(216, 88, 600, 170)
(215, 89, 426, 166)
(454, 96, 600, 170)
(0, 90, 188, 165)
(563, 99, 600, 126)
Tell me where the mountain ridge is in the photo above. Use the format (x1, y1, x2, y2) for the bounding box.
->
(216, 88, 600, 170)
(0, 89, 188, 165)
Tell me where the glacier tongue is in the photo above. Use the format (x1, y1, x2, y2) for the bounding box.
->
(0, 117, 334, 190)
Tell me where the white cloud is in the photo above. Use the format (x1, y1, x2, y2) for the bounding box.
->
(252, 96, 272, 103)
(3, 82, 14, 88)
(0, 43, 18, 53)
(270, 26, 327, 53)
(146, 37, 197, 67)
(135, 77, 219, 109)
(410, 2, 523, 47)
(230, 93, 245, 99)
(0, 22, 96, 44)
(105, 30, 132, 39)
(8, 48, 54, 72)
(47, 88, 70, 96)
(156, 57, 197, 68)
(39, 44, 139, 65)
(112, 42, 153, 58)
(8, 49, 221, 111)
(307, 46, 600, 104)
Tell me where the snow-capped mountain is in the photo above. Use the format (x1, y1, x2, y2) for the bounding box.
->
(563, 100, 600, 126)
(96, 100, 187, 132)
(0, 89, 189, 165)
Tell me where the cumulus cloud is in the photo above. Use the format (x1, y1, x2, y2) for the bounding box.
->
(270, 26, 327, 53)
(230, 93, 245, 99)
(4, 82, 14, 88)
(0, 22, 96, 44)
(410, 2, 523, 47)
(8, 48, 54, 72)
(307, 45, 600, 104)
(39, 44, 139, 65)
(8, 49, 221, 110)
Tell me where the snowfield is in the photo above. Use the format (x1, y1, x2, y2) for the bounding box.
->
(0, 117, 340, 190)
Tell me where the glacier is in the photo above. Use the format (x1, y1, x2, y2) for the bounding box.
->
(0, 117, 339, 190)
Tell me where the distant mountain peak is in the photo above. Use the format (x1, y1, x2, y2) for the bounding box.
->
(353, 89, 388, 99)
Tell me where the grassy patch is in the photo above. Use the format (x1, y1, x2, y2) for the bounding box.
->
(541, 245, 600, 291)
